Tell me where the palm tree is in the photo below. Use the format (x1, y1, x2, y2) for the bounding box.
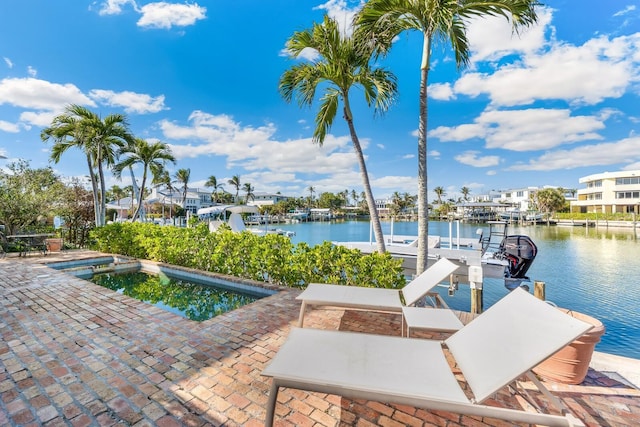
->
(114, 138, 176, 221)
(390, 191, 402, 218)
(461, 186, 471, 202)
(357, 0, 538, 273)
(205, 175, 225, 203)
(109, 185, 125, 204)
(351, 189, 358, 207)
(434, 186, 446, 205)
(153, 169, 176, 221)
(280, 15, 398, 253)
(228, 174, 241, 203)
(174, 168, 191, 210)
(42, 104, 133, 226)
(243, 182, 255, 204)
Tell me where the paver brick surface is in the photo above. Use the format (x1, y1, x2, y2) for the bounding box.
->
(1, 251, 639, 426)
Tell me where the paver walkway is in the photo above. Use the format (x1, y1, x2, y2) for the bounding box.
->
(1, 251, 639, 426)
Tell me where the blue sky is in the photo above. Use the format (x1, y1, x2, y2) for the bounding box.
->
(0, 0, 639, 202)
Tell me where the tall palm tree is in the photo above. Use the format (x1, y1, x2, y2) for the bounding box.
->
(228, 174, 241, 203)
(114, 138, 176, 221)
(174, 168, 191, 210)
(42, 104, 133, 226)
(205, 175, 225, 203)
(280, 15, 398, 253)
(243, 182, 255, 204)
(357, 0, 538, 272)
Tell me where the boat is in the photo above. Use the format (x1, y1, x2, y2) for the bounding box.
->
(197, 205, 295, 237)
(288, 209, 309, 222)
(498, 209, 525, 221)
(334, 221, 537, 288)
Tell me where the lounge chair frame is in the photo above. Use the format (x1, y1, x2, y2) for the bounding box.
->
(296, 257, 460, 327)
(263, 288, 591, 427)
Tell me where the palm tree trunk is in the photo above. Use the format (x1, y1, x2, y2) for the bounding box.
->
(86, 155, 100, 226)
(129, 167, 144, 221)
(98, 162, 107, 226)
(416, 34, 432, 275)
(132, 170, 147, 221)
(343, 100, 386, 253)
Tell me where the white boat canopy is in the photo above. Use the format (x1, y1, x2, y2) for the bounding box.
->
(197, 204, 259, 219)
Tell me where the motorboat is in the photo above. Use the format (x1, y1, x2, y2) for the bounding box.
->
(334, 221, 537, 288)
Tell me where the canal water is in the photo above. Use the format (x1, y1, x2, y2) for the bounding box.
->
(273, 220, 640, 360)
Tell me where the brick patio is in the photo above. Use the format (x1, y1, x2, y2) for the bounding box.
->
(1, 251, 639, 426)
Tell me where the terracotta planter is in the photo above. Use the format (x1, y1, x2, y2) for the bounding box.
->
(45, 238, 63, 252)
(533, 309, 605, 384)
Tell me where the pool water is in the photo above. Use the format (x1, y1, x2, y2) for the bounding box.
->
(90, 271, 259, 321)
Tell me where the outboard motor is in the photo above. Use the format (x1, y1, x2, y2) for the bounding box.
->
(498, 235, 538, 280)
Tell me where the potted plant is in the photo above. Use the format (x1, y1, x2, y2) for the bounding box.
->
(533, 309, 605, 384)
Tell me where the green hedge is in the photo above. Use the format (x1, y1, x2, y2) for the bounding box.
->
(90, 222, 406, 289)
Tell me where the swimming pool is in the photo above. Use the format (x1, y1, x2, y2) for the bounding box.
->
(48, 258, 277, 321)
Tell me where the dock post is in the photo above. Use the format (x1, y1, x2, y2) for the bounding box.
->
(534, 281, 546, 301)
(468, 266, 483, 314)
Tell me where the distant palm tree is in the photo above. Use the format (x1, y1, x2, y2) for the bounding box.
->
(461, 186, 471, 202)
(152, 169, 174, 220)
(351, 189, 358, 207)
(174, 168, 191, 209)
(434, 186, 446, 205)
(114, 138, 176, 221)
(357, 0, 538, 273)
(109, 185, 125, 204)
(390, 191, 402, 218)
(228, 175, 241, 203)
(42, 104, 133, 226)
(307, 186, 315, 208)
(243, 182, 255, 204)
(205, 175, 225, 203)
(280, 15, 398, 253)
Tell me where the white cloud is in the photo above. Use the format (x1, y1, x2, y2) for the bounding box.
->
(3, 57, 13, 68)
(160, 111, 360, 177)
(19, 111, 58, 127)
(98, 0, 137, 16)
(314, 0, 359, 35)
(613, 5, 636, 17)
(428, 150, 440, 157)
(466, 7, 553, 64)
(508, 136, 640, 171)
(137, 2, 206, 29)
(89, 89, 166, 114)
(402, 154, 415, 159)
(0, 77, 95, 110)
(0, 120, 20, 133)
(27, 66, 37, 77)
(454, 33, 639, 107)
(454, 151, 501, 167)
(428, 83, 455, 101)
(429, 108, 605, 151)
(372, 175, 417, 192)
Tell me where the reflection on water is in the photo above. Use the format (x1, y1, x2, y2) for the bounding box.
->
(279, 220, 640, 359)
(90, 271, 258, 321)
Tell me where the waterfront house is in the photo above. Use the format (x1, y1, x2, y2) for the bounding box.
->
(571, 170, 640, 214)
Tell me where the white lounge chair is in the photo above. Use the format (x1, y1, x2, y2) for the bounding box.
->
(296, 257, 460, 327)
(263, 288, 592, 427)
